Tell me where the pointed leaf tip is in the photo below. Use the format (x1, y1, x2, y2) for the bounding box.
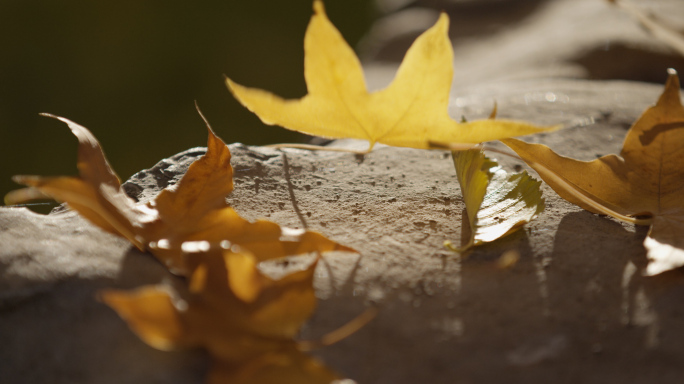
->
(226, 0, 548, 150)
(436, 12, 450, 31)
(660, 68, 681, 104)
(313, 0, 325, 15)
(194, 101, 219, 140)
(665, 68, 680, 89)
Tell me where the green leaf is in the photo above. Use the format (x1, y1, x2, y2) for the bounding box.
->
(449, 148, 545, 252)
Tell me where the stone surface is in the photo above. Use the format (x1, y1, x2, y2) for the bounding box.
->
(0, 209, 207, 384)
(4, 0, 684, 382)
(2, 78, 684, 383)
(363, 0, 684, 88)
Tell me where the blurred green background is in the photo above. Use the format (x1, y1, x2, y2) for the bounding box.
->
(0, 0, 375, 205)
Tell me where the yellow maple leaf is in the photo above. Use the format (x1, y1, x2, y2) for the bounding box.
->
(226, 0, 555, 152)
(448, 148, 545, 252)
(101, 248, 344, 384)
(5, 113, 355, 275)
(502, 69, 684, 275)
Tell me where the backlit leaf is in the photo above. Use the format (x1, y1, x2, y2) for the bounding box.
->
(449, 148, 545, 252)
(226, 1, 555, 152)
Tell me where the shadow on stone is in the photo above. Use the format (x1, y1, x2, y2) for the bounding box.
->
(367, 0, 549, 62)
(545, 211, 665, 358)
(114, 247, 186, 290)
(573, 43, 684, 83)
(281, 152, 309, 229)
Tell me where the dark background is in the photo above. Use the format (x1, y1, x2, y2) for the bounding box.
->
(0, 1, 375, 204)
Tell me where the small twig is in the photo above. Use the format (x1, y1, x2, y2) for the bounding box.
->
(608, 0, 684, 56)
(444, 240, 474, 254)
(429, 141, 524, 162)
(298, 307, 378, 351)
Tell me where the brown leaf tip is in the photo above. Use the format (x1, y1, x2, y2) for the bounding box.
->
(660, 68, 682, 106)
(665, 68, 679, 89)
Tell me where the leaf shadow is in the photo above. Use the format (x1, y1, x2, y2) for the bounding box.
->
(59, 248, 207, 383)
(459, 207, 472, 250)
(281, 152, 308, 229)
(115, 248, 188, 292)
(320, 252, 363, 300)
(462, 221, 533, 264)
(544, 211, 671, 352)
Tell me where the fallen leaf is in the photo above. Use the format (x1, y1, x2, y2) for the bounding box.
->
(4, 114, 153, 248)
(502, 69, 684, 275)
(101, 247, 344, 384)
(448, 148, 544, 252)
(226, 1, 555, 152)
(5, 113, 355, 275)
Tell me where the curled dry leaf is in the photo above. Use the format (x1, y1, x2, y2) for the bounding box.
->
(5, 114, 355, 275)
(226, 0, 555, 152)
(101, 247, 346, 384)
(502, 69, 684, 275)
(448, 148, 545, 252)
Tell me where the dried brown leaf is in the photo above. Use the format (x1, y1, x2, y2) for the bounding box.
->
(503, 70, 684, 275)
(6, 114, 355, 275)
(101, 248, 342, 383)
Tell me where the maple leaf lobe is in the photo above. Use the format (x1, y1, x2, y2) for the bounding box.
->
(503, 69, 684, 275)
(226, 0, 553, 150)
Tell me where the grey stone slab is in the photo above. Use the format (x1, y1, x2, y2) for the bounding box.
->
(3, 78, 683, 383)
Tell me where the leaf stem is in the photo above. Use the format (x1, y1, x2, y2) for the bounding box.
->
(265, 143, 372, 154)
(444, 239, 474, 254)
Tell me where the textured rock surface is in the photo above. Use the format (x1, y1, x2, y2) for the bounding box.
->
(4, 0, 684, 382)
(363, 0, 684, 87)
(2, 78, 684, 383)
(0, 209, 207, 384)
